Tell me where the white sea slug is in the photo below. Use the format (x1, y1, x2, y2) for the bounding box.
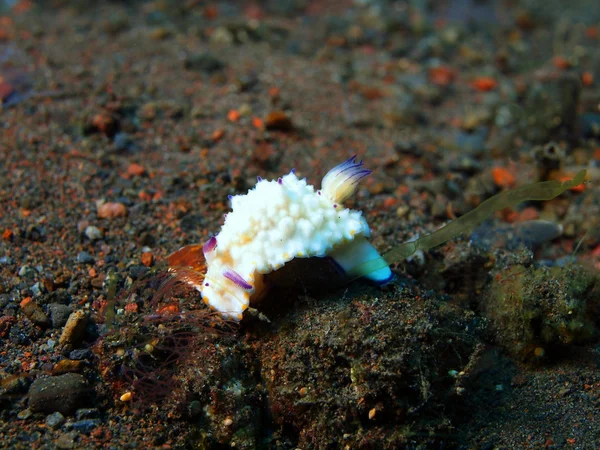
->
(167, 156, 393, 320)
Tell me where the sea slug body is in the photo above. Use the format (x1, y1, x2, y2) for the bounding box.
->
(169, 156, 393, 320)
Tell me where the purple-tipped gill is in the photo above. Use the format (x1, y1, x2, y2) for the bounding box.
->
(223, 268, 253, 290)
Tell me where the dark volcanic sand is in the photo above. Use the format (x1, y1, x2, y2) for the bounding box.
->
(1, 1, 600, 449)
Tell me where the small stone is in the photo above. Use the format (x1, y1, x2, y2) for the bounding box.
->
(120, 391, 132, 402)
(52, 359, 84, 375)
(84, 226, 103, 241)
(17, 409, 32, 420)
(113, 132, 133, 151)
(184, 52, 225, 73)
(20, 297, 50, 328)
(265, 111, 293, 131)
(69, 349, 92, 360)
(66, 419, 100, 433)
(31, 282, 43, 297)
(59, 310, 88, 347)
(28, 373, 89, 415)
(141, 252, 153, 267)
(76, 252, 94, 264)
(128, 265, 149, 280)
(18, 265, 36, 278)
(0, 256, 14, 265)
(56, 431, 79, 449)
(97, 202, 127, 219)
(48, 303, 73, 329)
(223, 418, 233, 426)
(75, 408, 99, 420)
(396, 205, 410, 219)
(368, 408, 377, 420)
(46, 411, 66, 429)
(77, 220, 90, 233)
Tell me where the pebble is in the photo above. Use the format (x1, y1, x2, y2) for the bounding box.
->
(0, 256, 14, 265)
(18, 265, 36, 278)
(265, 110, 293, 131)
(28, 373, 89, 415)
(17, 409, 32, 420)
(76, 252, 94, 264)
(65, 419, 100, 433)
(46, 411, 66, 429)
(75, 408, 100, 420)
(84, 226, 103, 241)
(20, 298, 50, 328)
(69, 349, 92, 360)
(97, 202, 128, 219)
(52, 359, 85, 375)
(184, 52, 225, 73)
(31, 282, 43, 297)
(56, 431, 79, 449)
(48, 303, 73, 328)
(59, 310, 88, 346)
(113, 132, 134, 152)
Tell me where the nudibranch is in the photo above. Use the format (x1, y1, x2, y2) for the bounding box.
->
(167, 156, 393, 320)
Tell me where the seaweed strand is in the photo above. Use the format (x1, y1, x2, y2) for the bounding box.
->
(347, 170, 587, 279)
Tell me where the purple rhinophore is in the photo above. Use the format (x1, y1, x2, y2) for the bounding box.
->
(317, 190, 321, 195)
(227, 194, 233, 200)
(257, 176, 262, 182)
(277, 177, 283, 185)
(323, 155, 372, 186)
(290, 168, 296, 174)
(345, 168, 372, 185)
(203, 236, 217, 253)
(205, 282, 210, 287)
(223, 269, 253, 290)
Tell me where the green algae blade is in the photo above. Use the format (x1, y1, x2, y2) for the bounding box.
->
(347, 170, 587, 279)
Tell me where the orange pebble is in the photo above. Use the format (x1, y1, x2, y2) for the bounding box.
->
(2, 228, 13, 241)
(382, 197, 396, 208)
(227, 109, 240, 122)
(212, 129, 225, 141)
(97, 202, 128, 219)
(141, 252, 154, 267)
(428, 66, 455, 86)
(582, 71, 593, 86)
(127, 163, 145, 177)
(491, 167, 516, 188)
(553, 56, 570, 70)
(471, 76, 498, 91)
(252, 117, 264, 129)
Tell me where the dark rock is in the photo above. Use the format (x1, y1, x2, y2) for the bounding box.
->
(66, 419, 100, 433)
(28, 373, 90, 415)
(48, 303, 73, 329)
(128, 265, 149, 280)
(69, 349, 92, 360)
(76, 252, 94, 264)
(184, 53, 225, 73)
(75, 408, 99, 420)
